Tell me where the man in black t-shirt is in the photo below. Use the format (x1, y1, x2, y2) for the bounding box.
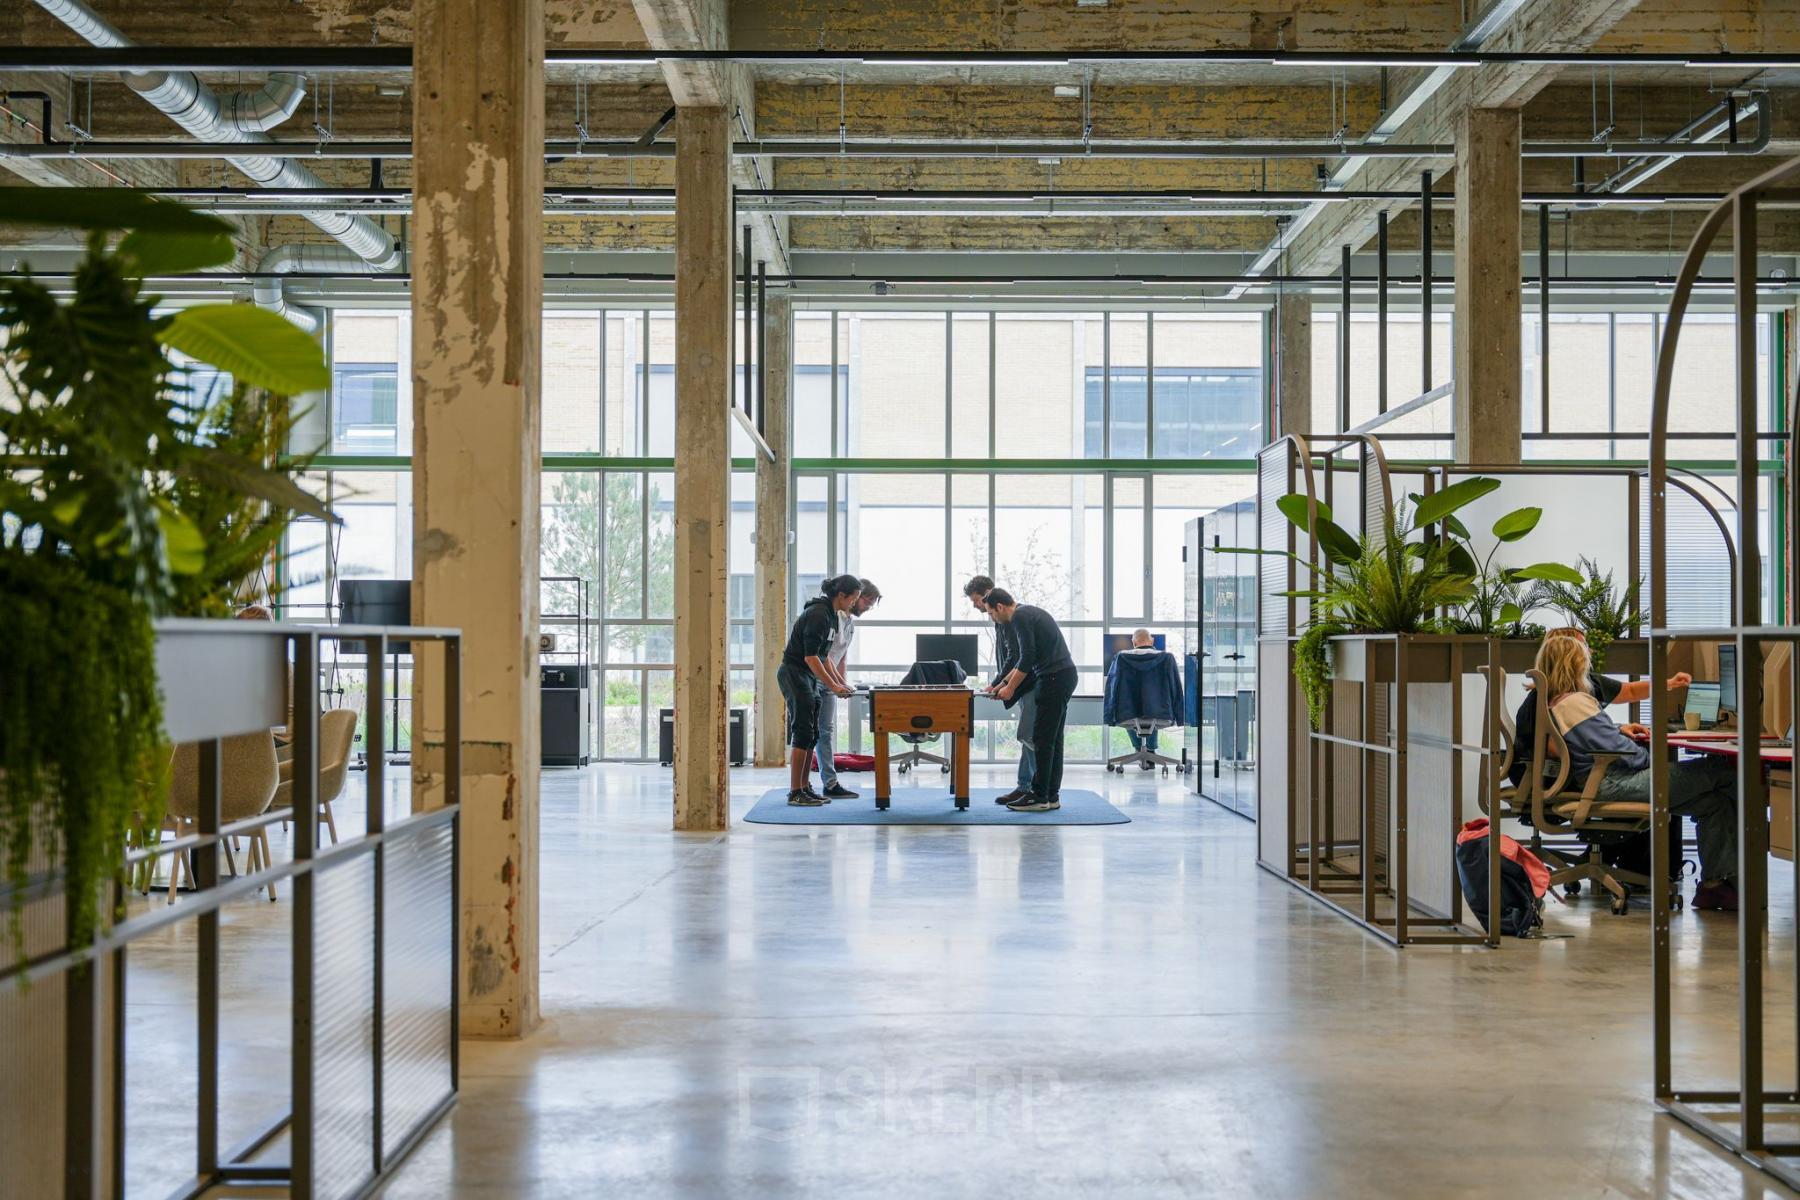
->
(987, 589, 1079, 812)
(778, 577, 862, 805)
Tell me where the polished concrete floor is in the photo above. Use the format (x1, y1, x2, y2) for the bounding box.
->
(117, 761, 1800, 1199)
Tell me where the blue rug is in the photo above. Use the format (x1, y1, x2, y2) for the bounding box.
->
(742, 787, 1128, 826)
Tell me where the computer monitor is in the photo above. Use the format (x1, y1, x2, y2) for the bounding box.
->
(339, 579, 412, 653)
(1104, 632, 1167, 671)
(1718, 643, 1738, 711)
(1685, 681, 1722, 726)
(915, 633, 980, 679)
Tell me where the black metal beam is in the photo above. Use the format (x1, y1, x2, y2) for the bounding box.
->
(1339, 243, 1351, 433)
(1540, 204, 1552, 434)
(1377, 211, 1389, 415)
(1421, 170, 1434, 394)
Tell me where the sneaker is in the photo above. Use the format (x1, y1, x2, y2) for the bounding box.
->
(1692, 880, 1739, 912)
(1139, 761, 1154, 771)
(1006, 795, 1061, 813)
(995, 788, 1030, 805)
(823, 783, 859, 800)
(786, 789, 827, 807)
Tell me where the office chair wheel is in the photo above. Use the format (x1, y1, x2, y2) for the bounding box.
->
(898, 763, 911, 776)
(1669, 892, 1685, 913)
(940, 764, 950, 774)
(1610, 895, 1631, 916)
(1161, 766, 1169, 777)
(1563, 882, 1581, 898)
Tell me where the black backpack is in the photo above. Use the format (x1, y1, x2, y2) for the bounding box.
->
(1455, 837, 1544, 937)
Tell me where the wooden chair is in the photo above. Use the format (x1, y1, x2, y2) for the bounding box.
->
(275, 707, 359, 846)
(166, 731, 280, 903)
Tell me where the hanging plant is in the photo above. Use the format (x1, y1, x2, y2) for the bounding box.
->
(0, 188, 333, 954)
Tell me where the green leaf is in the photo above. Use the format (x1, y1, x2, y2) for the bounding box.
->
(1442, 513, 1471, 541)
(154, 501, 206, 575)
(157, 305, 329, 395)
(1511, 562, 1584, 585)
(118, 228, 235, 275)
(0, 187, 236, 236)
(173, 452, 337, 525)
(1446, 544, 1479, 578)
(1314, 517, 1361, 566)
(1413, 476, 1501, 528)
(1274, 589, 1326, 599)
(1491, 506, 1542, 543)
(1275, 493, 1333, 532)
(1499, 602, 1523, 625)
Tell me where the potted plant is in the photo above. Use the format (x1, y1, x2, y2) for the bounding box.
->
(0, 188, 333, 951)
(1526, 556, 1640, 670)
(1258, 477, 1579, 727)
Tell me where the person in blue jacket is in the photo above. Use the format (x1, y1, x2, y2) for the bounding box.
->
(1106, 628, 1184, 768)
(1101, 629, 1188, 770)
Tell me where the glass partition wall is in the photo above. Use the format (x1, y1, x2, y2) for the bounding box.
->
(285, 298, 1785, 762)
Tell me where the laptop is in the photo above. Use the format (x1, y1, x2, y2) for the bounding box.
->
(1682, 681, 1722, 730)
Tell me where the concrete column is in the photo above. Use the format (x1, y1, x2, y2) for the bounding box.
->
(1452, 107, 1523, 465)
(754, 294, 792, 767)
(672, 105, 733, 832)
(411, 0, 543, 1036)
(1274, 294, 1312, 439)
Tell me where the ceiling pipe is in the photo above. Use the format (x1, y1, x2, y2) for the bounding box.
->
(1593, 94, 1768, 194)
(1, 108, 1774, 164)
(32, 0, 401, 326)
(8, 46, 1800, 71)
(249, 244, 387, 334)
(134, 185, 1758, 219)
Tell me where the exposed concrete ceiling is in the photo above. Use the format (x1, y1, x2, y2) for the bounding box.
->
(3, 0, 1800, 270)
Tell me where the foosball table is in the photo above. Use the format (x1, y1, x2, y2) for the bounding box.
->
(869, 684, 974, 809)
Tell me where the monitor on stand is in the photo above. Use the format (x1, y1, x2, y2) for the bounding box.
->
(339, 580, 412, 766)
(915, 633, 981, 679)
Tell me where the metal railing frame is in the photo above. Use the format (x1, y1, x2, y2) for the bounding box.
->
(1647, 154, 1800, 1188)
(1, 622, 462, 1200)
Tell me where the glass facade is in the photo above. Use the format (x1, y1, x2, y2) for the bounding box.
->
(286, 299, 1784, 763)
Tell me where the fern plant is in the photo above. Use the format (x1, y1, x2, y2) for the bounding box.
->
(1527, 556, 1641, 670)
(0, 187, 332, 952)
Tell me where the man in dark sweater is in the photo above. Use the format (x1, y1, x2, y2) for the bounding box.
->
(986, 589, 1079, 811)
(778, 576, 861, 805)
(965, 575, 1037, 804)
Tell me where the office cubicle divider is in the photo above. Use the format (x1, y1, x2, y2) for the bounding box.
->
(1253, 431, 1735, 948)
(1646, 155, 1800, 1190)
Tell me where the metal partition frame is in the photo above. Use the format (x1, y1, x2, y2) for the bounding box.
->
(1255, 435, 1508, 946)
(1, 620, 463, 1200)
(1647, 155, 1800, 1187)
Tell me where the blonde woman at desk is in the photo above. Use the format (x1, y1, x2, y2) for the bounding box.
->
(1534, 634, 1740, 912)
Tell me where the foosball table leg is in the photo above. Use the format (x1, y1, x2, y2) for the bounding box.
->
(874, 730, 891, 810)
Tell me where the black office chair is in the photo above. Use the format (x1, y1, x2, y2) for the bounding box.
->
(892, 659, 966, 776)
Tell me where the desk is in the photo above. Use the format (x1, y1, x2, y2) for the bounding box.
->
(1666, 734, 1795, 861)
(869, 685, 973, 810)
(1665, 733, 1793, 764)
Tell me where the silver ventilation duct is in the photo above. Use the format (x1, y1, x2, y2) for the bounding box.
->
(33, 0, 401, 323)
(249, 244, 386, 335)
